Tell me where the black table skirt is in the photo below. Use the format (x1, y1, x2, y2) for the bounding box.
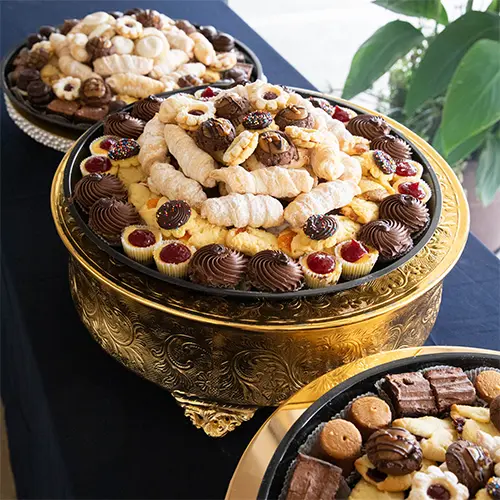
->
(1, 1, 499, 499)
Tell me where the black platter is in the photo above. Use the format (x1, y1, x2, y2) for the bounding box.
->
(62, 85, 442, 299)
(258, 351, 500, 499)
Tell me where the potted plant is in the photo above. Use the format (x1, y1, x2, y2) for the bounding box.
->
(343, 0, 500, 251)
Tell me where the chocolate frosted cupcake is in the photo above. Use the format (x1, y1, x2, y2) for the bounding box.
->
(131, 95, 164, 122)
(379, 194, 429, 235)
(195, 118, 236, 153)
(156, 200, 192, 236)
(188, 244, 248, 288)
(275, 105, 314, 130)
(303, 214, 338, 240)
(73, 173, 127, 213)
(89, 198, 140, 246)
(214, 94, 251, 125)
(254, 131, 297, 167)
(104, 112, 145, 139)
(358, 219, 413, 261)
(346, 115, 390, 141)
(247, 250, 303, 292)
(370, 135, 412, 161)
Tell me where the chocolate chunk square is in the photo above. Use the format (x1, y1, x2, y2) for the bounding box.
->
(75, 105, 109, 123)
(234, 62, 254, 79)
(424, 367, 476, 412)
(47, 99, 80, 118)
(286, 453, 345, 500)
(383, 371, 437, 417)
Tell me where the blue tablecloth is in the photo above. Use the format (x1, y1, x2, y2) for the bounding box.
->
(1, 1, 499, 498)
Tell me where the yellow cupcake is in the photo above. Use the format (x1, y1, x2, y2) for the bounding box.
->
(393, 178, 432, 204)
(153, 240, 195, 278)
(121, 225, 162, 265)
(299, 252, 342, 288)
(90, 135, 120, 156)
(226, 227, 279, 256)
(80, 155, 118, 176)
(335, 240, 379, 280)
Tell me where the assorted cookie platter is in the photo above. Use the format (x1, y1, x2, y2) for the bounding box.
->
(63, 82, 441, 299)
(258, 352, 500, 500)
(1, 7, 263, 139)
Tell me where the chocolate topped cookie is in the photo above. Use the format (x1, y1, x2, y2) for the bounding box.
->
(254, 130, 298, 166)
(275, 105, 314, 130)
(195, 117, 236, 153)
(214, 94, 250, 125)
(104, 112, 145, 139)
(371, 135, 412, 162)
(131, 95, 164, 122)
(346, 115, 390, 141)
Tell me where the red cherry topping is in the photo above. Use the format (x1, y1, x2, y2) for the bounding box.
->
(201, 86, 216, 98)
(333, 106, 350, 123)
(341, 240, 368, 263)
(128, 229, 156, 248)
(159, 243, 191, 264)
(307, 252, 336, 274)
(396, 161, 417, 177)
(99, 137, 117, 151)
(85, 156, 112, 173)
(398, 181, 425, 200)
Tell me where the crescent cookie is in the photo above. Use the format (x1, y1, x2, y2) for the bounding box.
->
(163, 124, 218, 188)
(201, 193, 285, 228)
(106, 73, 164, 98)
(189, 32, 216, 66)
(285, 126, 323, 149)
(210, 166, 314, 198)
(223, 131, 259, 166)
(310, 138, 344, 180)
(93, 54, 154, 76)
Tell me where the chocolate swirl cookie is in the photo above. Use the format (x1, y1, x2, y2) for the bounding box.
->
(215, 94, 251, 125)
(366, 427, 423, 476)
(27, 79, 53, 107)
(73, 174, 127, 213)
(104, 112, 145, 139)
(371, 135, 412, 161)
(358, 219, 413, 261)
(131, 95, 164, 122)
(304, 214, 338, 240)
(89, 198, 140, 246)
(379, 194, 429, 235)
(247, 250, 303, 292)
(81, 77, 112, 107)
(346, 115, 390, 141)
(135, 9, 163, 29)
(156, 200, 191, 230)
(188, 244, 248, 288)
(275, 105, 314, 130)
(195, 118, 235, 153)
(254, 131, 298, 166)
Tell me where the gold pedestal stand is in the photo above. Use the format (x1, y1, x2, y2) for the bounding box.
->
(51, 112, 468, 437)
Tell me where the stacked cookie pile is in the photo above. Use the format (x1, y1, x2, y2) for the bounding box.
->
(7, 8, 253, 124)
(284, 367, 500, 500)
(72, 81, 434, 293)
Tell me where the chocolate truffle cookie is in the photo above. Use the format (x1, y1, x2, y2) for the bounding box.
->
(275, 105, 314, 130)
(195, 118, 236, 153)
(254, 131, 298, 167)
(214, 94, 250, 125)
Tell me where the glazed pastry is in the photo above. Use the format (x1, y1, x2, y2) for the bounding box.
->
(104, 112, 145, 139)
(247, 250, 303, 292)
(153, 240, 195, 278)
(131, 95, 164, 122)
(253, 131, 298, 167)
(223, 130, 260, 166)
(106, 73, 165, 98)
(476, 371, 500, 403)
(284, 180, 361, 228)
(285, 125, 323, 149)
(347, 115, 390, 141)
(407, 465, 469, 500)
(335, 239, 379, 280)
(358, 219, 413, 262)
(214, 93, 251, 125)
(188, 244, 247, 288)
(379, 194, 430, 235)
(108, 138, 140, 168)
(148, 162, 207, 209)
(163, 124, 217, 187)
(195, 118, 236, 153)
(246, 81, 290, 111)
(225, 227, 279, 256)
(80, 154, 116, 176)
(394, 180, 433, 204)
(371, 135, 412, 161)
(299, 251, 342, 288)
(73, 173, 127, 213)
(90, 135, 119, 155)
(210, 165, 314, 198)
(88, 197, 140, 245)
(121, 225, 161, 264)
(275, 105, 314, 130)
(189, 32, 216, 65)
(383, 372, 437, 417)
(348, 396, 392, 440)
(137, 116, 168, 174)
(53, 76, 81, 100)
(80, 77, 112, 107)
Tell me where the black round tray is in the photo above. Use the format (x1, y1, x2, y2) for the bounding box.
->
(62, 85, 442, 300)
(258, 351, 500, 499)
(2, 32, 263, 139)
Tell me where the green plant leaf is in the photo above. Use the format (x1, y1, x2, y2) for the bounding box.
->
(404, 11, 500, 115)
(342, 21, 423, 100)
(440, 40, 500, 154)
(487, 0, 499, 13)
(476, 131, 500, 205)
(373, 0, 448, 24)
(433, 126, 488, 164)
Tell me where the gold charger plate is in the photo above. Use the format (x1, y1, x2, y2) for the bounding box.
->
(226, 346, 499, 500)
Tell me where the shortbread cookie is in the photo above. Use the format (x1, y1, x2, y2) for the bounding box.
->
(285, 126, 323, 149)
(185, 218, 228, 249)
(115, 16, 143, 39)
(158, 92, 195, 123)
(226, 227, 279, 256)
(67, 33, 90, 63)
(475, 371, 500, 403)
(106, 73, 164, 98)
(462, 419, 500, 443)
(201, 193, 284, 228)
(349, 480, 404, 500)
(174, 100, 215, 131)
(210, 165, 314, 198)
(284, 180, 361, 228)
(407, 465, 468, 500)
(53, 76, 81, 100)
(223, 130, 259, 166)
(247, 81, 290, 111)
(341, 197, 379, 224)
(451, 405, 491, 423)
(147, 161, 207, 209)
(94, 54, 154, 76)
(40, 64, 63, 85)
(189, 32, 216, 65)
(355, 454, 414, 492)
(128, 182, 153, 211)
(163, 124, 217, 187)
